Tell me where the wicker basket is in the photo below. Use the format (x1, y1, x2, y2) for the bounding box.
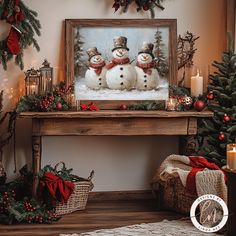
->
(54, 163, 94, 216)
(152, 177, 197, 215)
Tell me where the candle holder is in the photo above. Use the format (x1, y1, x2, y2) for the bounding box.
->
(227, 143, 236, 170)
(39, 59, 53, 95)
(165, 97, 179, 111)
(25, 68, 41, 96)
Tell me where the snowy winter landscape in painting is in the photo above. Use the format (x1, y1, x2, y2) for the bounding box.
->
(75, 78, 168, 100)
(74, 26, 170, 100)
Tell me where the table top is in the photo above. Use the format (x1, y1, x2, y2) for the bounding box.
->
(19, 110, 214, 119)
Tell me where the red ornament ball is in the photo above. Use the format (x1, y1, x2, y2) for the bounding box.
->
(194, 100, 206, 112)
(56, 102, 63, 111)
(218, 132, 225, 141)
(223, 114, 231, 122)
(120, 104, 128, 110)
(207, 91, 215, 100)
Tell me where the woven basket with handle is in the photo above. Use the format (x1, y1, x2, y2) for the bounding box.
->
(54, 162, 94, 216)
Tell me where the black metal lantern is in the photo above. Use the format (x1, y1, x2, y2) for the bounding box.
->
(25, 68, 41, 96)
(39, 59, 53, 94)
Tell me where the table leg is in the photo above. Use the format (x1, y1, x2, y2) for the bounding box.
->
(32, 136, 42, 198)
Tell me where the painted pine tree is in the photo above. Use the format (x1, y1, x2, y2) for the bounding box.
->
(153, 30, 169, 77)
(74, 29, 85, 77)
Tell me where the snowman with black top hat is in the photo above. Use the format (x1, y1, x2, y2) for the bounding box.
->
(135, 42, 160, 90)
(106, 36, 136, 90)
(85, 47, 107, 90)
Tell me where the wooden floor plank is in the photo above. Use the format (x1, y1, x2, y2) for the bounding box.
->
(0, 200, 182, 236)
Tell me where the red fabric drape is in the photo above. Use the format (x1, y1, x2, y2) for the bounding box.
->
(186, 156, 226, 195)
(39, 172, 75, 203)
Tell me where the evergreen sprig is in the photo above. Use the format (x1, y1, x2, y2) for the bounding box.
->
(0, 0, 41, 70)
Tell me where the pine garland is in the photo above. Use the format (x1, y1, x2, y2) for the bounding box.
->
(16, 82, 71, 112)
(0, 0, 41, 70)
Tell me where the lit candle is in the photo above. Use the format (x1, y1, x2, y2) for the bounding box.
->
(191, 70, 203, 97)
(166, 97, 178, 111)
(227, 144, 236, 170)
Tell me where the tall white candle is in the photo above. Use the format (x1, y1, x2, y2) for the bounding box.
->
(191, 70, 203, 97)
(227, 146, 236, 170)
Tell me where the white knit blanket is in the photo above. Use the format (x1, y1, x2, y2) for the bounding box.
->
(152, 154, 227, 203)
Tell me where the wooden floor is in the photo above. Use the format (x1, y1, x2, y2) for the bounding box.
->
(0, 200, 183, 236)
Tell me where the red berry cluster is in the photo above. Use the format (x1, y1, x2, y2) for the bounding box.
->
(24, 201, 36, 212)
(0, 191, 15, 213)
(38, 96, 54, 111)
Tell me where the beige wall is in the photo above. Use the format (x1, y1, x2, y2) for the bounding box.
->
(1, 0, 226, 190)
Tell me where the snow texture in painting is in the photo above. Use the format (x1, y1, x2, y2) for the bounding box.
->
(75, 26, 169, 101)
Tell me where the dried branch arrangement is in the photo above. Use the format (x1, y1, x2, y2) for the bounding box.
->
(177, 31, 199, 86)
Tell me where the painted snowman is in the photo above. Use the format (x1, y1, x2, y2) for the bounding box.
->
(135, 42, 159, 90)
(85, 47, 107, 90)
(106, 36, 136, 90)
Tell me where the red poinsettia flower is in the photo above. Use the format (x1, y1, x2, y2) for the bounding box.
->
(88, 102, 99, 111)
(80, 104, 88, 111)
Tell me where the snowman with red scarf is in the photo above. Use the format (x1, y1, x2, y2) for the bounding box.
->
(85, 47, 107, 90)
(135, 42, 159, 90)
(106, 36, 136, 90)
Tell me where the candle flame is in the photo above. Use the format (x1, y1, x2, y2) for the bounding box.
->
(197, 69, 200, 77)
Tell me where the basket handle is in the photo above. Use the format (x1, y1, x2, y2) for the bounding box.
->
(88, 170, 94, 181)
(54, 162, 66, 172)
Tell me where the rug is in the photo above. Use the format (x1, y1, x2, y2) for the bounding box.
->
(60, 219, 222, 236)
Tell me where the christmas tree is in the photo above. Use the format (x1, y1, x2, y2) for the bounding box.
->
(198, 38, 236, 166)
(153, 30, 169, 77)
(74, 29, 85, 77)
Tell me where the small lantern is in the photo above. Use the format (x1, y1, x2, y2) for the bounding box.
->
(25, 68, 41, 96)
(39, 59, 53, 94)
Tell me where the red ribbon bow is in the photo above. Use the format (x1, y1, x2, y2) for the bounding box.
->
(39, 172, 75, 203)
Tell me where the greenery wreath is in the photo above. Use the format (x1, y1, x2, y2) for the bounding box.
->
(0, 0, 41, 70)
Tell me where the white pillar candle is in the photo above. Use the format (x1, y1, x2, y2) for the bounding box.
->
(191, 70, 203, 97)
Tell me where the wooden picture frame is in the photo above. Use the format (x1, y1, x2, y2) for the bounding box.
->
(65, 19, 177, 106)
(227, 0, 236, 49)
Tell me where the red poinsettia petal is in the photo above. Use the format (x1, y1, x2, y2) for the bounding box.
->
(80, 104, 88, 110)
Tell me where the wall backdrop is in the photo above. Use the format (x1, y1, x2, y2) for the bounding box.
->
(0, 0, 226, 191)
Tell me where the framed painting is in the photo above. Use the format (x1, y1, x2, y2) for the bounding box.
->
(65, 19, 177, 102)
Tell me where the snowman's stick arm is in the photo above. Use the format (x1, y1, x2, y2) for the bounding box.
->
(130, 57, 136, 64)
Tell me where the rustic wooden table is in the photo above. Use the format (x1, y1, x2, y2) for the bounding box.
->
(19, 110, 213, 197)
